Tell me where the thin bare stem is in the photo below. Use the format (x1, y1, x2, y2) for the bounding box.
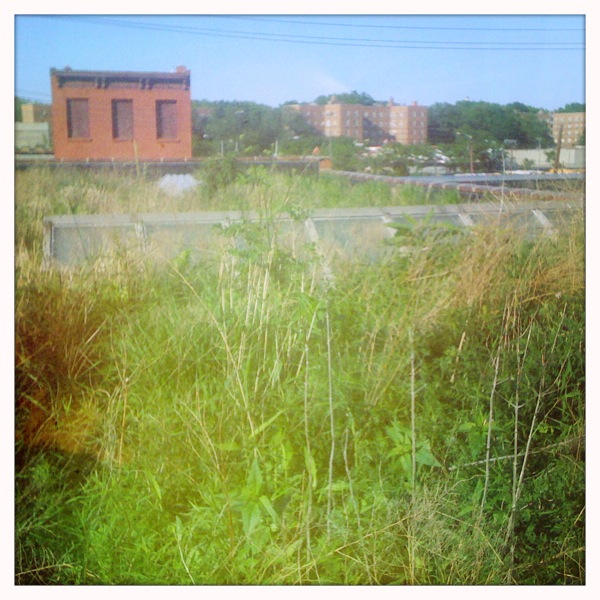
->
(326, 303, 335, 539)
(302, 306, 319, 560)
(174, 533, 196, 584)
(118, 377, 128, 465)
(448, 436, 583, 471)
(410, 328, 417, 500)
(504, 370, 545, 583)
(303, 343, 313, 560)
(480, 346, 501, 521)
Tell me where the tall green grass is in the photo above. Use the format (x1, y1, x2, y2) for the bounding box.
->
(15, 166, 584, 584)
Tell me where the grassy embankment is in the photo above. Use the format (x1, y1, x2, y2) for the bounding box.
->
(15, 166, 584, 584)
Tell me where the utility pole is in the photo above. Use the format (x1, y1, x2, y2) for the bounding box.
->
(468, 141, 474, 174)
(503, 139, 517, 173)
(457, 131, 474, 173)
(554, 125, 563, 172)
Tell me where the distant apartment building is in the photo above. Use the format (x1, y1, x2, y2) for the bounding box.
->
(51, 67, 192, 161)
(388, 102, 428, 145)
(289, 98, 428, 144)
(21, 103, 51, 124)
(552, 112, 585, 148)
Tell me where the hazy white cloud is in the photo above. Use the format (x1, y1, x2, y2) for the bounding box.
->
(312, 70, 351, 95)
(220, 62, 354, 105)
(194, 58, 353, 106)
(268, 64, 352, 104)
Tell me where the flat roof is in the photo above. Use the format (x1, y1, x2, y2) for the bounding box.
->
(50, 68, 190, 81)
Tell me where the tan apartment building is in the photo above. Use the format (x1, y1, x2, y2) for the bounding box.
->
(290, 98, 428, 144)
(389, 101, 428, 145)
(21, 103, 52, 124)
(552, 112, 585, 148)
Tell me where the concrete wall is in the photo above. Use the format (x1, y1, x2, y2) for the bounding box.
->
(511, 147, 585, 169)
(44, 199, 583, 269)
(15, 122, 51, 151)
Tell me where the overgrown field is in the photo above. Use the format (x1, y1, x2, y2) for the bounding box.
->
(15, 166, 585, 584)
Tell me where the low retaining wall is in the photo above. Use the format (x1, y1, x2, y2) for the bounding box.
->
(44, 199, 583, 269)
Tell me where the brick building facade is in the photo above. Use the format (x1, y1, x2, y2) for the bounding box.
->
(51, 67, 192, 161)
(289, 98, 428, 144)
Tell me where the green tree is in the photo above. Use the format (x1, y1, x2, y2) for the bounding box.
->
(192, 100, 282, 157)
(428, 100, 553, 148)
(312, 91, 377, 105)
(330, 137, 362, 171)
(15, 96, 24, 122)
(517, 112, 553, 148)
(427, 103, 462, 144)
(556, 103, 585, 113)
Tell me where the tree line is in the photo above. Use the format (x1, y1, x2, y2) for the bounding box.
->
(15, 92, 585, 169)
(192, 94, 584, 158)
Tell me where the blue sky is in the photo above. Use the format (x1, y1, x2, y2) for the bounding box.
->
(14, 12, 585, 111)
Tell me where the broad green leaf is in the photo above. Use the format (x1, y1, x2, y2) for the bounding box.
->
(304, 447, 318, 489)
(259, 495, 279, 527)
(329, 480, 350, 492)
(173, 515, 183, 541)
(457, 422, 476, 433)
(242, 502, 262, 537)
(415, 441, 442, 467)
(247, 457, 263, 496)
(145, 470, 162, 503)
(215, 441, 239, 451)
(250, 409, 285, 438)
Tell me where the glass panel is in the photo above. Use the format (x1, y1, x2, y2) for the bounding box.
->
(143, 222, 231, 263)
(390, 213, 464, 228)
(53, 225, 140, 265)
(312, 217, 392, 262)
(470, 210, 545, 235)
(540, 208, 582, 229)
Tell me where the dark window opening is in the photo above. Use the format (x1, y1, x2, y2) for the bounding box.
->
(112, 99, 134, 139)
(156, 100, 178, 139)
(67, 98, 90, 138)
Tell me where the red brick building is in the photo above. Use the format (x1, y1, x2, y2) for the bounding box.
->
(51, 67, 192, 161)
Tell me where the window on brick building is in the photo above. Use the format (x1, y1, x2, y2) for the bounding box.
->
(67, 98, 90, 138)
(112, 99, 134, 139)
(156, 100, 178, 139)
